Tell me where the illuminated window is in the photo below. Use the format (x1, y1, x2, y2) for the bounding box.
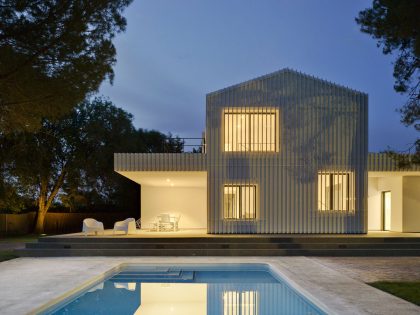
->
(223, 291, 258, 315)
(224, 185, 256, 219)
(224, 110, 278, 152)
(317, 172, 355, 211)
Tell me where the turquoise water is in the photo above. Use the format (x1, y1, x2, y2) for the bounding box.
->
(43, 264, 325, 315)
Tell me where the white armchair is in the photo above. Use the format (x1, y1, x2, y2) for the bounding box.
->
(113, 218, 137, 235)
(82, 218, 104, 236)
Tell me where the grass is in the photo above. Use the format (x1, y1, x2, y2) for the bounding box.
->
(369, 281, 420, 306)
(0, 234, 40, 262)
(0, 234, 41, 243)
(0, 250, 18, 262)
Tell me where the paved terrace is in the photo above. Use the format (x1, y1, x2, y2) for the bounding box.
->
(47, 229, 420, 238)
(0, 256, 419, 315)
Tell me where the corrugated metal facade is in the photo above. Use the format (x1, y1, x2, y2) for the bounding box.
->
(114, 153, 207, 172)
(368, 153, 420, 172)
(206, 69, 368, 233)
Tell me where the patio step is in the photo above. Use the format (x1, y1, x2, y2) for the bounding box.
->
(16, 235, 420, 257)
(35, 236, 420, 243)
(15, 247, 420, 257)
(23, 241, 420, 250)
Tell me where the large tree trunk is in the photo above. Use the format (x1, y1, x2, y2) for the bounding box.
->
(34, 169, 67, 234)
(34, 209, 47, 234)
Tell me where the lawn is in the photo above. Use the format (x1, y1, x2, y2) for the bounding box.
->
(369, 281, 420, 306)
(0, 234, 40, 262)
(0, 250, 18, 262)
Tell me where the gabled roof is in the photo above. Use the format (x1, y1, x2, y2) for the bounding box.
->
(207, 68, 367, 96)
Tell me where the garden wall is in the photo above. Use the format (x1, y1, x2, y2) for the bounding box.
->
(0, 212, 135, 235)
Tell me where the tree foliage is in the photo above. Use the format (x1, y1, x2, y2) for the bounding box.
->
(356, 0, 420, 161)
(0, 0, 132, 133)
(0, 98, 184, 232)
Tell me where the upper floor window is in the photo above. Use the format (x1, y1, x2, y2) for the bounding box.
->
(224, 109, 278, 152)
(317, 171, 355, 212)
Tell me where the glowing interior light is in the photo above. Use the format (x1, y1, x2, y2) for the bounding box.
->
(224, 109, 278, 152)
(170, 183, 174, 187)
(166, 178, 171, 182)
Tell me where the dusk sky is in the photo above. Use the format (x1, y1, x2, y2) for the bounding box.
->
(99, 0, 418, 152)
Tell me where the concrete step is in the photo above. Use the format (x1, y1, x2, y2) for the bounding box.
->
(18, 235, 420, 257)
(25, 241, 420, 250)
(37, 236, 420, 244)
(15, 247, 420, 257)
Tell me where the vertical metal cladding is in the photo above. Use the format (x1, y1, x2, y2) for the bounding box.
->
(113, 153, 207, 172)
(206, 69, 368, 234)
(368, 153, 420, 172)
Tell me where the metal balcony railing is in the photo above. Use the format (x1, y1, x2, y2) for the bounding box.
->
(166, 137, 206, 153)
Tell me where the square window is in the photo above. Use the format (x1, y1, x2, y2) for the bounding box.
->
(224, 185, 256, 219)
(317, 172, 355, 211)
(224, 110, 278, 152)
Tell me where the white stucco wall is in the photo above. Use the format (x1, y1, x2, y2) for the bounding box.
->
(367, 177, 381, 230)
(368, 175, 404, 232)
(141, 186, 207, 229)
(402, 176, 420, 232)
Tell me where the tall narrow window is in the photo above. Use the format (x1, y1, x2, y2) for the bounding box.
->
(223, 290, 259, 315)
(224, 110, 278, 152)
(317, 172, 355, 211)
(224, 185, 256, 219)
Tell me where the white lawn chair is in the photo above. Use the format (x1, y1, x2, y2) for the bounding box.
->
(82, 218, 104, 236)
(113, 218, 137, 235)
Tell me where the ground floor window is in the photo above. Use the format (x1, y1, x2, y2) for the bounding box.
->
(224, 185, 257, 219)
(317, 171, 355, 211)
(223, 290, 259, 315)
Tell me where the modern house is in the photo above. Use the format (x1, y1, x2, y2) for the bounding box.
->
(115, 69, 420, 234)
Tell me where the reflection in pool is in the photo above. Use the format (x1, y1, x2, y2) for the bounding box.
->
(45, 264, 325, 315)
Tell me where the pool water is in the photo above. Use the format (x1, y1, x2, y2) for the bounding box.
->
(43, 264, 325, 315)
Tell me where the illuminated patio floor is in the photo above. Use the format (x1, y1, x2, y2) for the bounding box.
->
(48, 229, 420, 238)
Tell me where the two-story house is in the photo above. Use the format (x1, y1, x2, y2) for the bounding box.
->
(114, 69, 420, 234)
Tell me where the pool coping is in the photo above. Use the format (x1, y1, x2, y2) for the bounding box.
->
(0, 257, 419, 315)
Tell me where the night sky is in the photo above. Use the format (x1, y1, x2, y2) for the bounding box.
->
(99, 0, 418, 152)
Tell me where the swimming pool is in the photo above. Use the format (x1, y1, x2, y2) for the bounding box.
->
(40, 263, 326, 315)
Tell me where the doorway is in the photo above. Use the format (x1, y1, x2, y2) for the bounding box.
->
(382, 191, 391, 231)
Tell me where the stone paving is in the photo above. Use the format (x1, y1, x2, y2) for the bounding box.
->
(0, 257, 419, 315)
(313, 257, 420, 282)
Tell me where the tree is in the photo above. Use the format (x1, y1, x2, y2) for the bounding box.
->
(0, 98, 135, 232)
(356, 0, 420, 164)
(0, 0, 133, 133)
(0, 98, 185, 232)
